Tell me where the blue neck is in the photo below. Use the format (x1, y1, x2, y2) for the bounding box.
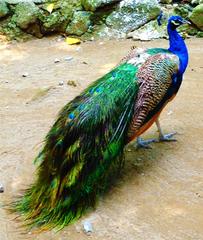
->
(167, 24, 188, 75)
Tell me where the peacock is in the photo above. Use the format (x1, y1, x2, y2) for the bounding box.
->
(12, 15, 190, 230)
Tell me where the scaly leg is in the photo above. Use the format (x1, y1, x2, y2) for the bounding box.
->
(135, 118, 177, 149)
(155, 119, 177, 142)
(136, 136, 156, 149)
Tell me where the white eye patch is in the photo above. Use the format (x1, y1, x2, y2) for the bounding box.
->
(171, 20, 180, 26)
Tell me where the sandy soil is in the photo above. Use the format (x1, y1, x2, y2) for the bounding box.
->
(0, 37, 203, 240)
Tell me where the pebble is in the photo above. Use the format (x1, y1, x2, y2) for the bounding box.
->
(76, 47, 81, 51)
(0, 183, 4, 193)
(54, 58, 60, 63)
(83, 221, 93, 235)
(22, 72, 29, 77)
(64, 56, 73, 61)
(167, 110, 173, 115)
(58, 81, 64, 86)
(67, 80, 77, 87)
(56, 36, 64, 42)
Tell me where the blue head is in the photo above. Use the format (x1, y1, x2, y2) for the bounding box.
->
(168, 16, 190, 30)
(166, 16, 190, 74)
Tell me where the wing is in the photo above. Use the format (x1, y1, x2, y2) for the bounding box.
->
(126, 53, 180, 141)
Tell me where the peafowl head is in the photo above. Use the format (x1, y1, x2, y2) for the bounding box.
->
(168, 16, 190, 30)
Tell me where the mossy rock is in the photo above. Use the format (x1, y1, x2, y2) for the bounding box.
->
(0, 1, 9, 18)
(0, 17, 31, 41)
(197, 31, 203, 37)
(11, 2, 40, 29)
(159, 0, 172, 3)
(81, 0, 119, 12)
(127, 19, 167, 41)
(189, 4, 203, 30)
(5, 0, 48, 3)
(66, 11, 93, 36)
(39, 0, 82, 32)
(174, 4, 193, 18)
(39, 11, 68, 32)
(106, 0, 161, 33)
(82, 23, 126, 40)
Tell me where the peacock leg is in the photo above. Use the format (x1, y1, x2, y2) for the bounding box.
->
(155, 119, 177, 142)
(136, 136, 156, 149)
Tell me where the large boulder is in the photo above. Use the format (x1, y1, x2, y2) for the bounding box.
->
(5, 0, 48, 3)
(159, 0, 172, 3)
(81, 0, 119, 11)
(174, 4, 193, 18)
(106, 0, 161, 33)
(191, 0, 203, 5)
(0, 1, 9, 18)
(189, 4, 203, 30)
(66, 11, 93, 36)
(40, 0, 82, 32)
(127, 19, 167, 41)
(11, 2, 39, 29)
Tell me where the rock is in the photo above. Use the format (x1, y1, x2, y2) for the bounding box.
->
(0, 1, 9, 18)
(159, 0, 172, 3)
(191, 0, 200, 5)
(40, 0, 81, 32)
(83, 221, 93, 235)
(197, 30, 203, 37)
(174, 4, 193, 18)
(12, 2, 39, 29)
(67, 80, 77, 87)
(191, 0, 203, 4)
(58, 80, 64, 86)
(82, 23, 126, 40)
(0, 183, 4, 193)
(22, 72, 29, 77)
(41, 11, 65, 32)
(82, 0, 119, 11)
(127, 18, 167, 40)
(189, 4, 203, 30)
(106, 0, 161, 33)
(5, 0, 48, 3)
(64, 56, 73, 61)
(66, 11, 93, 36)
(54, 58, 60, 63)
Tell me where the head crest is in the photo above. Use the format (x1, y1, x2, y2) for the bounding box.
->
(157, 11, 163, 26)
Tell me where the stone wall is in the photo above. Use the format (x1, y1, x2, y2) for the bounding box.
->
(0, 0, 203, 41)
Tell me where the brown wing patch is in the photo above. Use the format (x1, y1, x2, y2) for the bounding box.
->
(118, 47, 147, 65)
(127, 53, 179, 140)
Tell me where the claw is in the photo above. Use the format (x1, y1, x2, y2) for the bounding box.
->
(136, 137, 156, 149)
(159, 132, 177, 142)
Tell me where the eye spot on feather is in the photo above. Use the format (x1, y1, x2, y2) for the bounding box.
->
(112, 72, 116, 78)
(89, 89, 94, 94)
(95, 87, 102, 93)
(68, 113, 75, 120)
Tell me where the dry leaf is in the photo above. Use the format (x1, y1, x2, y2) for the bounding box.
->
(65, 37, 81, 45)
(46, 3, 54, 13)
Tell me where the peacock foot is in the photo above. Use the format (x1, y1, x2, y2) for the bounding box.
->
(136, 137, 156, 149)
(159, 132, 177, 142)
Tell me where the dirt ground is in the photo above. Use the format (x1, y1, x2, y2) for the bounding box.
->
(0, 37, 203, 240)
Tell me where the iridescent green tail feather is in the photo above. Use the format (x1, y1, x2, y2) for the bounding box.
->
(12, 63, 138, 230)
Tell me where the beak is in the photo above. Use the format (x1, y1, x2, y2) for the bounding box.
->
(182, 19, 191, 25)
